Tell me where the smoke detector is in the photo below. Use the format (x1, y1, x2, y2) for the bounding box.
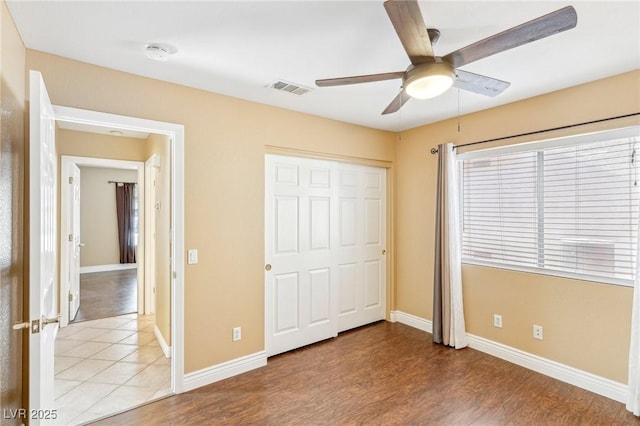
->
(144, 43, 177, 61)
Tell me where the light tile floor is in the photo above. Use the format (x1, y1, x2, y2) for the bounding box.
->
(54, 313, 171, 425)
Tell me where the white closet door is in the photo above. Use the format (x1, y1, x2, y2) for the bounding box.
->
(265, 155, 337, 357)
(265, 155, 386, 357)
(335, 163, 386, 332)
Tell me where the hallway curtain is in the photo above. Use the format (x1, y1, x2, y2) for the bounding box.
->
(433, 143, 468, 349)
(115, 182, 137, 264)
(627, 226, 640, 415)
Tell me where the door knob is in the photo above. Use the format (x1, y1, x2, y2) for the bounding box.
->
(41, 314, 61, 327)
(265, 264, 272, 271)
(381, 249, 386, 255)
(78, 243, 86, 247)
(12, 321, 30, 330)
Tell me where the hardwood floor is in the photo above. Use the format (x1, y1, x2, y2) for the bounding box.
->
(92, 321, 635, 425)
(72, 269, 137, 323)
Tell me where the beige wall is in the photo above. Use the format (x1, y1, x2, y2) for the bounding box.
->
(57, 128, 147, 162)
(55, 128, 146, 317)
(0, 0, 25, 420)
(395, 70, 640, 383)
(79, 167, 138, 267)
(146, 133, 171, 346)
(25, 44, 637, 386)
(27, 50, 397, 373)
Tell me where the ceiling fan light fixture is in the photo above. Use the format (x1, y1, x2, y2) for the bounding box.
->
(404, 61, 455, 100)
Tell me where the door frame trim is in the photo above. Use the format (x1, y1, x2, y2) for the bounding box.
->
(54, 105, 185, 393)
(59, 155, 145, 327)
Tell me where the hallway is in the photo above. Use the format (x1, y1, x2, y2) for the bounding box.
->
(54, 313, 171, 425)
(72, 269, 137, 323)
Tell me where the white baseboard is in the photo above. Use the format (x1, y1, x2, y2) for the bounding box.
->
(80, 263, 137, 274)
(390, 310, 433, 333)
(183, 351, 267, 392)
(390, 310, 627, 403)
(154, 325, 172, 358)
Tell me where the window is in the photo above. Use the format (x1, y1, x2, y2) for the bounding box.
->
(459, 126, 640, 286)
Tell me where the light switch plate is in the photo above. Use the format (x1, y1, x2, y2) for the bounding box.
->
(187, 249, 198, 265)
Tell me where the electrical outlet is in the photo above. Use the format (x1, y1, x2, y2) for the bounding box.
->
(533, 324, 543, 340)
(232, 326, 242, 342)
(493, 314, 503, 328)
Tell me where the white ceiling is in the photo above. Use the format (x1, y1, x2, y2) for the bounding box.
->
(7, 1, 640, 132)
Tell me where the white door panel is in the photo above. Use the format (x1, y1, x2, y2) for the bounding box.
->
(274, 196, 299, 254)
(266, 156, 337, 356)
(364, 199, 382, 245)
(335, 163, 386, 333)
(29, 70, 58, 424)
(309, 268, 331, 325)
(364, 260, 382, 307)
(309, 197, 330, 250)
(273, 272, 299, 333)
(338, 263, 357, 315)
(266, 155, 386, 356)
(59, 160, 81, 326)
(68, 165, 81, 320)
(339, 198, 357, 247)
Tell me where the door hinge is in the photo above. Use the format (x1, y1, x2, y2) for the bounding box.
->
(69, 176, 73, 184)
(68, 292, 73, 302)
(68, 233, 73, 242)
(173, 271, 177, 279)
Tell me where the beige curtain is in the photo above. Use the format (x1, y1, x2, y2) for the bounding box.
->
(433, 143, 468, 349)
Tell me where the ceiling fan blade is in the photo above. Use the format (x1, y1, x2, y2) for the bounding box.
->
(453, 69, 511, 97)
(384, 0, 434, 64)
(443, 6, 577, 69)
(382, 90, 411, 115)
(315, 71, 405, 87)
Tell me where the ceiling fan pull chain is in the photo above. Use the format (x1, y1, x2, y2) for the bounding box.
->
(457, 88, 461, 133)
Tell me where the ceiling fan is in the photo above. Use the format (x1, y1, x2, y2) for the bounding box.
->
(315, 1, 577, 115)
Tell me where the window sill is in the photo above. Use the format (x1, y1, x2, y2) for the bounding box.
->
(461, 258, 634, 288)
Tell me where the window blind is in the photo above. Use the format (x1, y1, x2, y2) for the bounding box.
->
(459, 126, 640, 285)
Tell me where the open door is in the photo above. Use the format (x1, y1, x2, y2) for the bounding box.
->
(28, 70, 58, 423)
(60, 159, 83, 326)
(68, 164, 81, 320)
(144, 155, 159, 314)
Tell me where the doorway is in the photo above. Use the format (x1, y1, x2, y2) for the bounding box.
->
(52, 113, 182, 423)
(28, 71, 184, 422)
(60, 156, 145, 327)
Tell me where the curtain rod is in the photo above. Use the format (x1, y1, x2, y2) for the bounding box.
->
(429, 112, 640, 154)
(108, 180, 137, 184)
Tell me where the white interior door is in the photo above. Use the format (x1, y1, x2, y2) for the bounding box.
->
(335, 163, 387, 332)
(59, 160, 82, 325)
(29, 70, 58, 423)
(265, 155, 337, 356)
(144, 156, 158, 314)
(265, 155, 386, 357)
(69, 164, 81, 320)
